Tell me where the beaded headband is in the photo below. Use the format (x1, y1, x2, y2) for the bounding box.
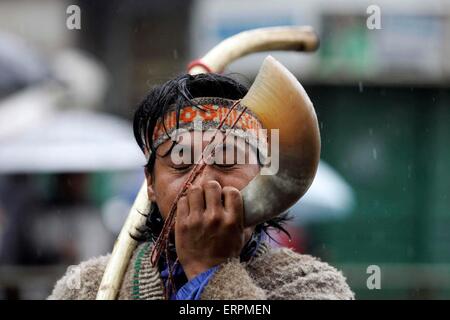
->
(144, 97, 268, 162)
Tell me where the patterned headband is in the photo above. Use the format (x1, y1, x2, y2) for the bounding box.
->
(144, 97, 268, 161)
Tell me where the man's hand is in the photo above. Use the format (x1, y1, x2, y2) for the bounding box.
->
(175, 180, 245, 280)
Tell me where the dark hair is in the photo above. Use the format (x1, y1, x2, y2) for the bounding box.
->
(133, 73, 290, 243)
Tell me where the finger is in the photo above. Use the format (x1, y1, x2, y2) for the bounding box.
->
(203, 180, 222, 212)
(177, 195, 189, 218)
(175, 195, 189, 232)
(187, 185, 205, 217)
(222, 186, 244, 226)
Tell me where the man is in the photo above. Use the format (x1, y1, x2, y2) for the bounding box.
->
(48, 73, 354, 300)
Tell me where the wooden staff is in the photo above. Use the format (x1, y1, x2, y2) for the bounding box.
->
(96, 25, 319, 300)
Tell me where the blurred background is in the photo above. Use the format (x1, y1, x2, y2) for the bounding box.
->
(0, 0, 449, 299)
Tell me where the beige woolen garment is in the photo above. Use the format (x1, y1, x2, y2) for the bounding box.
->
(47, 241, 355, 300)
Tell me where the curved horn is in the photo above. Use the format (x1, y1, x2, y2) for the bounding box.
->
(188, 26, 319, 74)
(240, 55, 320, 226)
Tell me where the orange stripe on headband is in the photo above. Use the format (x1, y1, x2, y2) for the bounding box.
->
(151, 104, 264, 148)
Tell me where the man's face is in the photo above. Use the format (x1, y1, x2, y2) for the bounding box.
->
(145, 131, 260, 242)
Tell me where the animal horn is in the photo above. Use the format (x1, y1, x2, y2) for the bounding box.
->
(240, 55, 320, 226)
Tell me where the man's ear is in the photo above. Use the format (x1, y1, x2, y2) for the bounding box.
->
(144, 168, 157, 202)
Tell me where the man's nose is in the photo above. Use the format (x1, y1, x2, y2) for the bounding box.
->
(191, 165, 222, 187)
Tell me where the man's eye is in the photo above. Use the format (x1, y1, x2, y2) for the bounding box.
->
(172, 164, 193, 171)
(214, 162, 236, 169)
